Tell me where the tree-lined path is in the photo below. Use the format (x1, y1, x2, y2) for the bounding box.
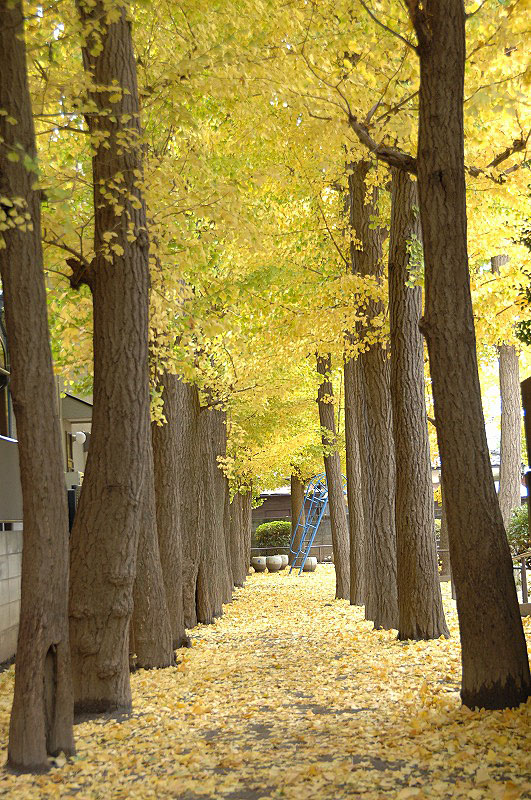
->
(1, 567, 529, 799)
(1, 0, 531, 781)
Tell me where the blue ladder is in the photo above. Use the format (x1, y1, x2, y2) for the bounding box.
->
(289, 474, 330, 575)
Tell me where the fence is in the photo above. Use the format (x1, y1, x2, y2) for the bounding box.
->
(514, 550, 530, 604)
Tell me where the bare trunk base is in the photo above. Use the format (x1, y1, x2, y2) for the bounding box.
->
(289, 475, 305, 567)
(360, 345, 398, 630)
(9, 639, 74, 772)
(177, 382, 201, 630)
(230, 492, 251, 587)
(152, 372, 190, 648)
(196, 408, 232, 623)
(344, 356, 366, 605)
(316, 354, 350, 600)
(131, 441, 174, 669)
(461, 677, 530, 711)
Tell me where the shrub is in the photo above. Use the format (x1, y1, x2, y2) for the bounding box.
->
(254, 520, 291, 548)
(506, 505, 530, 558)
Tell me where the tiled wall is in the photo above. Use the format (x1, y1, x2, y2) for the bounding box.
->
(0, 525, 22, 664)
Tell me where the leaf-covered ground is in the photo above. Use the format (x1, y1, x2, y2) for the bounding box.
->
(0, 566, 530, 799)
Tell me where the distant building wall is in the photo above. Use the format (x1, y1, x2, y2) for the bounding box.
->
(252, 493, 291, 530)
(0, 525, 22, 663)
(252, 490, 334, 547)
(0, 436, 22, 522)
(0, 436, 22, 663)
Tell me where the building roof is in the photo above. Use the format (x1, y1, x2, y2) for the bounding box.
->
(260, 486, 291, 497)
(61, 393, 93, 422)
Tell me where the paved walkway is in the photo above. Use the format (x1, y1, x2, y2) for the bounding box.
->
(0, 566, 529, 798)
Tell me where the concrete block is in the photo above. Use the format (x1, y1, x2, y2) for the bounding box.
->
(0, 625, 18, 664)
(8, 552, 21, 579)
(0, 531, 7, 556)
(0, 603, 10, 633)
(0, 556, 8, 581)
(6, 529, 22, 555)
(0, 579, 9, 606)
(8, 600, 20, 626)
(7, 576, 21, 602)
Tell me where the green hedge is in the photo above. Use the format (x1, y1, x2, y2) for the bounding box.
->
(254, 520, 291, 548)
(506, 505, 530, 558)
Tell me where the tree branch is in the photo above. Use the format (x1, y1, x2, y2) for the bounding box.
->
(348, 112, 528, 183)
(358, 0, 418, 52)
(486, 133, 529, 170)
(466, 0, 490, 20)
(316, 200, 349, 267)
(347, 113, 418, 173)
(42, 234, 93, 289)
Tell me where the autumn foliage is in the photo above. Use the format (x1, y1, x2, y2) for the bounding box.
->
(0, 568, 530, 798)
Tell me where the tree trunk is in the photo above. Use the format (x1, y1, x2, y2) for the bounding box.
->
(229, 494, 243, 587)
(498, 343, 521, 526)
(241, 490, 252, 576)
(178, 382, 202, 630)
(289, 474, 305, 566)
(230, 491, 251, 587)
(344, 355, 366, 605)
(439, 492, 451, 579)
(388, 168, 448, 640)
(0, 1, 74, 770)
(69, 2, 151, 713)
(196, 408, 232, 622)
(410, 0, 530, 708)
(491, 255, 522, 528)
(349, 163, 398, 630)
(223, 475, 233, 595)
(316, 354, 350, 600)
(152, 372, 190, 648)
(131, 438, 174, 669)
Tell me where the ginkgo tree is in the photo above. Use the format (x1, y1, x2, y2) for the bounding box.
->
(4, 0, 531, 771)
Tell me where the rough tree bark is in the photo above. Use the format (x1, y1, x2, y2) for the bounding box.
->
(439, 489, 451, 579)
(178, 382, 202, 630)
(230, 490, 252, 587)
(130, 437, 174, 669)
(388, 169, 448, 640)
(196, 408, 233, 622)
(241, 490, 252, 575)
(349, 163, 398, 630)
(344, 354, 366, 605)
(491, 256, 522, 527)
(410, 0, 530, 708)
(229, 493, 244, 587)
(498, 343, 521, 525)
(289, 474, 305, 566)
(0, 0, 74, 770)
(316, 354, 350, 600)
(69, 1, 151, 712)
(152, 372, 190, 647)
(223, 476, 233, 593)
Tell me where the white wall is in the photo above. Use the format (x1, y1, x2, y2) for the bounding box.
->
(0, 525, 22, 664)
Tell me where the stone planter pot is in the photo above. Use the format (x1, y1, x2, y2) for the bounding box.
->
(279, 554, 289, 569)
(266, 555, 282, 573)
(302, 557, 317, 573)
(251, 556, 267, 573)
